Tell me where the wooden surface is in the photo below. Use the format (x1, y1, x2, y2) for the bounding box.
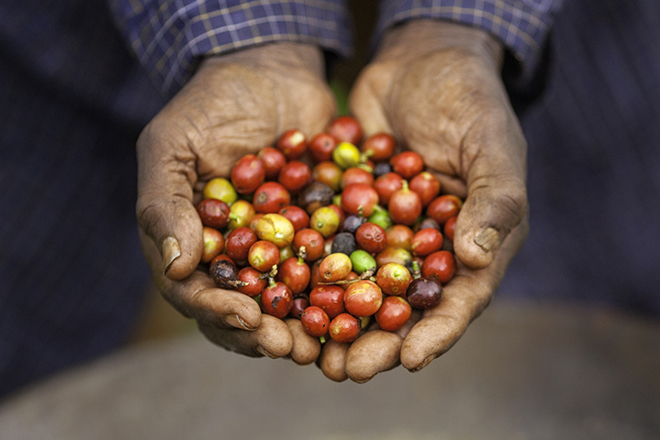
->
(1, 300, 659, 440)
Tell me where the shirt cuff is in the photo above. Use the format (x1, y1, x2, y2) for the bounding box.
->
(376, 0, 562, 81)
(111, 0, 352, 97)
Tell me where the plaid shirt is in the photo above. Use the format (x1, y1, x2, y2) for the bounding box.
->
(110, 0, 563, 96)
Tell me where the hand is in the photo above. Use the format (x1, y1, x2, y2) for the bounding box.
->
(136, 43, 335, 363)
(319, 20, 529, 381)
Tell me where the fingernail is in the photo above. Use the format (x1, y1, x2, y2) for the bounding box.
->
(256, 346, 278, 359)
(410, 355, 435, 373)
(474, 227, 499, 252)
(162, 236, 181, 275)
(225, 314, 255, 331)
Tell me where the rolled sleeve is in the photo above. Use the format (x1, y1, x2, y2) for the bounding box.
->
(376, 0, 563, 80)
(110, 0, 352, 96)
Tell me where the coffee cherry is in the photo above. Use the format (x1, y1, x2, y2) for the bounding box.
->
(277, 129, 307, 160)
(422, 251, 456, 284)
(388, 181, 422, 226)
(237, 267, 267, 297)
(362, 133, 396, 161)
(411, 228, 443, 257)
(355, 222, 387, 254)
(278, 205, 309, 232)
(374, 172, 404, 205)
(350, 250, 377, 275)
(309, 285, 346, 319)
(258, 147, 287, 180)
(278, 161, 311, 194)
(386, 225, 414, 251)
(231, 154, 265, 194)
(248, 240, 280, 272)
(318, 253, 352, 283)
(406, 277, 443, 310)
(312, 161, 343, 192)
(427, 195, 463, 224)
(341, 183, 379, 217)
(254, 213, 295, 248)
(390, 151, 424, 179)
(375, 296, 412, 332)
(253, 182, 290, 214)
(376, 262, 412, 296)
(329, 313, 361, 343)
(328, 116, 363, 145)
(201, 227, 225, 263)
(344, 280, 383, 317)
(309, 133, 338, 163)
(261, 280, 293, 318)
(196, 198, 230, 229)
(278, 257, 310, 295)
(301, 306, 330, 337)
(203, 177, 237, 205)
(293, 229, 325, 262)
(410, 171, 441, 207)
(444, 216, 457, 242)
(225, 227, 258, 262)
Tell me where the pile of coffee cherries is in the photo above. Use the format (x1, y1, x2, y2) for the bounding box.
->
(198, 116, 462, 344)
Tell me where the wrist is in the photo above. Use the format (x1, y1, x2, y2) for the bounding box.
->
(200, 42, 326, 80)
(375, 20, 504, 73)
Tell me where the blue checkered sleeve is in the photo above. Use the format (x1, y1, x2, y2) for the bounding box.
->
(110, 0, 352, 96)
(376, 0, 564, 79)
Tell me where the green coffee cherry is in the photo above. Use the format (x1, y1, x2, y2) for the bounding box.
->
(368, 205, 393, 230)
(350, 250, 377, 274)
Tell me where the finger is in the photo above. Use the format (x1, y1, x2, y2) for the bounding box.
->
(344, 312, 420, 383)
(140, 229, 262, 331)
(199, 314, 293, 358)
(318, 339, 349, 382)
(453, 110, 528, 269)
(285, 319, 322, 365)
(400, 218, 528, 371)
(349, 65, 394, 136)
(136, 123, 203, 280)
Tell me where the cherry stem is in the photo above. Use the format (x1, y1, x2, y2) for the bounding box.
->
(297, 246, 307, 263)
(318, 267, 376, 285)
(402, 180, 409, 191)
(412, 260, 421, 279)
(319, 335, 327, 344)
(227, 279, 249, 288)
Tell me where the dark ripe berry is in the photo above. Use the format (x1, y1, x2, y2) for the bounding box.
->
(209, 257, 239, 290)
(278, 257, 311, 295)
(301, 306, 331, 337)
(355, 222, 387, 254)
(231, 154, 265, 194)
(427, 195, 463, 225)
(409, 172, 441, 207)
(362, 133, 396, 162)
(372, 162, 392, 178)
(444, 216, 457, 242)
(341, 167, 374, 189)
(386, 225, 414, 251)
(319, 253, 353, 282)
(342, 214, 366, 234)
(225, 227, 258, 262)
(406, 277, 443, 310)
(293, 229, 325, 262)
(202, 227, 225, 263)
(376, 247, 413, 271)
(258, 147, 287, 180)
(411, 228, 443, 257)
(309, 285, 346, 319)
(277, 129, 307, 160)
(422, 251, 456, 284)
(297, 181, 334, 215)
(248, 240, 280, 272)
(309, 132, 339, 163)
(374, 172, 404, 205)
(312, 161, 343, 192)
(237, 267, 267, 297)
(376, 262, 412, 296)
(196, 198, 230, 229)
(289, 295, 310, 319)
(375, 296, 412, 332)
(328, 116, 363, 145)
(331, 232, 357, 255)
(310, 206, 340, 238)
(278, 161, 311, 194)
(388, 183, 422, 226)
(341, 183, 379, 217)
(253, 182, 290, 214)
(329, 313, 361, 343)
(344, 280, 383, 317)
(390, 151, 424, 179)
(278, 205, 309, 232)
(416, 217, 441, 232)
(261, 281, 293, 318)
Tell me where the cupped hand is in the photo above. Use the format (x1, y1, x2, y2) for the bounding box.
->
(319, 20, 529, 381)
(137, 43, 334, 362)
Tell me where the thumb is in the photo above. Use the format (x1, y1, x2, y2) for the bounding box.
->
(453, 112, 528, 269)
(136, 123, 203, 280)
